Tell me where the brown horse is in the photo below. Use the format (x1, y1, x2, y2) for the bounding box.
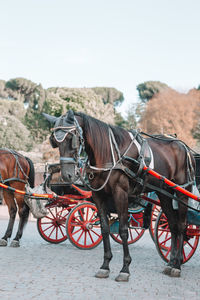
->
(0, 149, 35, 247)
(43, 110, 195, 281)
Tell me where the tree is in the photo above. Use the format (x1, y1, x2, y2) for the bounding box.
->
(0, 77, 125, 148)
(0, 115, 33, 151)
(139, 89, 200, 146)
(44, 87, 116, 124)
(0, 80, 7, 99)
(6, 78, 37, 96)
(114, 112, 128, 128)
(92, 87, 124, 107)
(137, 81, 169, 103)
(125, 110, 137, 130)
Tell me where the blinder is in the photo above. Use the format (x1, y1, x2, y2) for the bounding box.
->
(71, 133, 78, 150)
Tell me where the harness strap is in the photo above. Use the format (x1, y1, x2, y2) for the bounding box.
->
(109, 127, 121, 164)
(0, 149, 29, 184)
(60, 157, 77, 163)
(85, 130, 155, 192)
(2, 177, 27, 184)
(128, 131, 154, 169)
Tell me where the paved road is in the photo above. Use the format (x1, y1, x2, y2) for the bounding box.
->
(0, 218, 199, 300)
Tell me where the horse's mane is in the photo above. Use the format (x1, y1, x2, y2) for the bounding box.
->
(76, 112, 129, 166)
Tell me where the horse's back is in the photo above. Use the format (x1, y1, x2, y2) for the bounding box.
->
(147, 137, 195, 182)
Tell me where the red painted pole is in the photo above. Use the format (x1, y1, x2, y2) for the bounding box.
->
(0, 182, 68, 200)
(143, 166, 200, 202)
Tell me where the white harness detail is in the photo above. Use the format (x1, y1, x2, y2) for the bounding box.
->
(128, 132, 154, 169)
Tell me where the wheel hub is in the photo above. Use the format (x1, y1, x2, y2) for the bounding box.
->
(85, 222, 93, 230)
(53, 216, 66, 227)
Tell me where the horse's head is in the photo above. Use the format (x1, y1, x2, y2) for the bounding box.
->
(43, 110, 83, 183)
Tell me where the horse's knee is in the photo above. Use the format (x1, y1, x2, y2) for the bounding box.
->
(101, 222, 110, 236)
(19, 204, 29, 218)
(119, 228, 129, 241)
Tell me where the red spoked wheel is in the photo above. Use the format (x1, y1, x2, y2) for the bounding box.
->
(37, 206, 73, 244)
(110, 212, 145, 244)
(154, 211, 199, 263)
(149, 205, 161, 241)
(66, 202, 103, 249)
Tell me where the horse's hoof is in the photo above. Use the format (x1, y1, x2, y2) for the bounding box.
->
(170, 268, 181, 277)
(115, 272, 130, 282)
(162, 266, 172, 275)
(0, 239, 7, 247)
(95, 269, 110, 278)
(10, 240, 20, 247)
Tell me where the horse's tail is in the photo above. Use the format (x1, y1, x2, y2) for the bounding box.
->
(25, 156, 35, 188)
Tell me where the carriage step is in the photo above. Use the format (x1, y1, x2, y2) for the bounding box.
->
(187, 210, 200, 226)
(109, 219, 144, 234)
(110, 220, 119, 234)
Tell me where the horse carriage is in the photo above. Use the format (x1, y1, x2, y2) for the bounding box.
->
(36, 162, 160, 249)
(1, 109, 200, 282)
(42, 110, 200, 281)
(36, 158, 200, 266)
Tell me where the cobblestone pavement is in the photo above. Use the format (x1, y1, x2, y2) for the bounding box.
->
(0, 218, 199, 300)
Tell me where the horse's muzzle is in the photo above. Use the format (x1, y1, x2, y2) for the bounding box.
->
(60, 157, 76, 183)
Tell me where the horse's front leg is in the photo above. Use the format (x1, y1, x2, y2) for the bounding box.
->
(114, 189, 131, 282)
(94, 195, 113, 279)
(11, 198, 30, 247)
(0, 190, 17, 246)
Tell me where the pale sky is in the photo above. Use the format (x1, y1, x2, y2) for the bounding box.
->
(0, 0, 200, 115)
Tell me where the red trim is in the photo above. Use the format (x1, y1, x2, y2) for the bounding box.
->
(71, 184, 92, 198)
(143, 166, 200, 202)
(142, 195, 160, 206)
(0, 166, 199, 204)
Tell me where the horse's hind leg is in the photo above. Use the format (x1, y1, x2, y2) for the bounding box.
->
(94, 195, 113, 279)
(170, 194, 188, 276)
(159, 193, 187, 277)
(0, 190, 17, 246)
(10, 194, 30, 247)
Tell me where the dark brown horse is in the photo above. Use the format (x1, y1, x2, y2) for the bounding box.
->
(0, 149, 35, 247)
(43, 110, 195, 281)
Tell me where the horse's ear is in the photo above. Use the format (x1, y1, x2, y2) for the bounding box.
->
(42, 113, 58, 124)
(66, 110, 75, 124)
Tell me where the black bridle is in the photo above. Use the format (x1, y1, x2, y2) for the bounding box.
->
(51, 116, 85, 170)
